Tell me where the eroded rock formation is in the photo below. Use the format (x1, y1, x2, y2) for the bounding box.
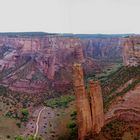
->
(0, 36, 86, 93)
(82, 37, 123, 60)
(73, 64, 104, 139)
(73, 64, 92, 140)
(123, 36, 140, 66)
(89, 80, 104, 133)
(0, 33, 123, 94)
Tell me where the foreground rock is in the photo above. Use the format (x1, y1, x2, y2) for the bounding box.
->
(73, 64, 104, 140)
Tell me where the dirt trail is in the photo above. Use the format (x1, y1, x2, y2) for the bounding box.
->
(34, 107, 46, 138)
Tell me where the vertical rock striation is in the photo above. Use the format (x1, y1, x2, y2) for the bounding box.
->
(75, 45, 85, 63)
(73, 64, 104, 139)
(89, 80, 104, 133)
(123, 36, 140, 66)
(47, 55, 56, 80)
(73, 64, 92, 140)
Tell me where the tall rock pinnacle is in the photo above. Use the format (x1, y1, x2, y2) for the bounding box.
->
(73, 63, 92, 140)
(73, 64, 104, 139)
(89, 80, 104, 134)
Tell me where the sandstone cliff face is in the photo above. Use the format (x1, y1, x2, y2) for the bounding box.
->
(0, 34, 123, 94)
(89, 80, 104, 133)
(73, 64, 104, 139)
(73, 64, 92, 140)
(0, 36, 86, 93)
(123, 37, 140, 66)
(82, 38, 123, 60)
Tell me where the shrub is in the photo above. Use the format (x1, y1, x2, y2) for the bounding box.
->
(6, 135, 10, 139)
(44, 95, 75, 108)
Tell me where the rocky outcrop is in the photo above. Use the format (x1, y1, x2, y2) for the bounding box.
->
(73, 64, 104, 139)
(47, 55, 56, 80)
(75, 45, 85, 63)
(73, 64, 92, 140)
(123, 36, 140, 66)
(89, 80, 104, 133)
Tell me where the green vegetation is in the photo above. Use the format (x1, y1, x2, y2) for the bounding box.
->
(100, 65, 140, 111)
(101, 120, 129, 140)
(15, 135, 24, 140)
(68, 121, 77, 129)
(67, 111, 78, 140)
(16, 122, 21, 128)
(20, 108, 29, 122)
(70, 111, 77, 120)
(21, 108, 29, 116)
(86, 63, 122, 84)
(5, 108, 29, 122)
(44, 95, 75, 108)
(96, 63, 122, 82)
(102, 65, 140, 94)
(58, 111, 77, 140)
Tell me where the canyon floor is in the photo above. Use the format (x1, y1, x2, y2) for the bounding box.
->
(23, 102, 76, 140)
(0, 94, 76, 140)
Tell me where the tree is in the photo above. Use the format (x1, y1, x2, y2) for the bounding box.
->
(15, 135, 24, 140)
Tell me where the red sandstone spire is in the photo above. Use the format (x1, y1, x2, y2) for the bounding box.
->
(89, 80, 104, 133)
(73, 64, 104, 139)
(73, 63, 92, 140)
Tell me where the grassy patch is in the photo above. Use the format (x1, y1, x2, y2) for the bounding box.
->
(44, 95, 75, 108)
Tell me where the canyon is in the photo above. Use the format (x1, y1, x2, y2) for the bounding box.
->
(1, 33, 140, 139)
(0, 33, 123, 95)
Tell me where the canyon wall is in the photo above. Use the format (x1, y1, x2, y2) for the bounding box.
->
(73, 64, 104, 139)
(0, 36, 85, 93)
(82, 37, 123, 60)
(123, 36, 140, 66)
(0, 34, 123, 94)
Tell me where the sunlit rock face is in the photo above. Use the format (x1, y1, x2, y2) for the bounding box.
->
(73, 64, 104, 139)
(73, 64, 92, 140)
(89, 80, 104, 134)
(123, 36, 140, 66)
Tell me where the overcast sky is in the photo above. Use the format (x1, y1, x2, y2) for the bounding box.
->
(0, 0, 139, 34)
